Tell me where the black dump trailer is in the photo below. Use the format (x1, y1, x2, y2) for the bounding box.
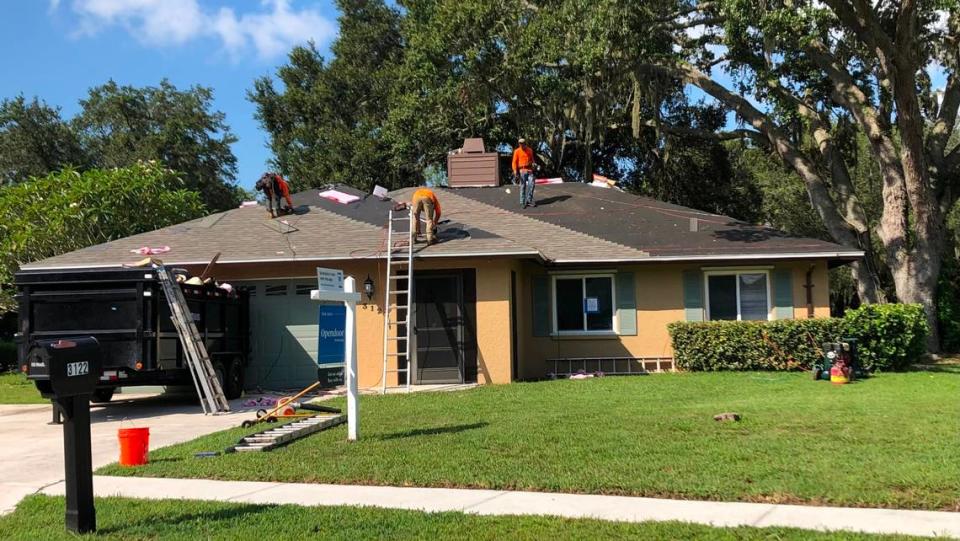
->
(15, 267, 249, 402)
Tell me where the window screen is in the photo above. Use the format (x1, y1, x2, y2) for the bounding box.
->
(585, 277, 613, 331)
(739, 273, 768, 320)
(707, 272, 769, 321)
(555, 278, 584, 331)
(707, 275, 738, 320)
(554, 276, 614, 332)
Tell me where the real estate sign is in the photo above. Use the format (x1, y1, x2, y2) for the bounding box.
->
(316, 267, 344, 292)
(317, 303, 346, 388)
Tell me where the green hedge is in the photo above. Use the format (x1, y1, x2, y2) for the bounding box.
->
(669, 304, 928, 372)
(842, 304, 928, 371)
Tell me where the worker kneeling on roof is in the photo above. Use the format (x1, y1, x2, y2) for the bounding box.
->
(255, 172, 294, 218)
(410, 187, 441, 245)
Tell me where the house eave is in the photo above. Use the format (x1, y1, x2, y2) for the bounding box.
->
(549, 251, 865, 264)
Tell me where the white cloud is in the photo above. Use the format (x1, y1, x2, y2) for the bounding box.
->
(57, 0, 336, 60)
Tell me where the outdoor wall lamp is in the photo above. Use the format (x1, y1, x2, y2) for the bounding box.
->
(363, 275, 375, 300)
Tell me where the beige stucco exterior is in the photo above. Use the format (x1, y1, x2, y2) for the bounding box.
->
(200, 256, 834, 389)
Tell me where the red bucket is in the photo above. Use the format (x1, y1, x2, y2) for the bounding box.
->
(118, 427, 150, 466)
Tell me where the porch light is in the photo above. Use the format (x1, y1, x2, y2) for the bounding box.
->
(363, 275, 375, 300)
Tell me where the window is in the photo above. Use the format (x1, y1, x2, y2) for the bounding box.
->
(294, 284, 313, 296)
(553, 275, 615, 333)
(265, 284, 288, 296)
(705, 271, 770, 321)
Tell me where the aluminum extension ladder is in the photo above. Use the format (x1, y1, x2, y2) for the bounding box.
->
(154, 265, 230, 414)
(381, 207, 414, 393)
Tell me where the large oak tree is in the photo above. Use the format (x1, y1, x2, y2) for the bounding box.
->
(634, 0, 959, 348)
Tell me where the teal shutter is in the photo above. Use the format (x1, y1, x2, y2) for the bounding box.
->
(773, 269, 794, 319)
(682, 270, 704, 321)
(532, 275, 551, 337)
(616, 272, 637, 335)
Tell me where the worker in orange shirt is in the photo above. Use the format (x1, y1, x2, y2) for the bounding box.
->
(410, 187, 441, 245)
(512, 138, 537, 208)
(255, 172, 294, 218)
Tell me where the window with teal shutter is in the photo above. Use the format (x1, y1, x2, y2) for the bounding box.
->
(531, 275, 551, 336)
(616, 272, 637, 335)
(682, 270, 704, 321)
(773, 269, 794, 319)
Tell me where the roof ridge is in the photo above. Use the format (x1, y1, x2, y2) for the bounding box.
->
(436, 189, 649, 260)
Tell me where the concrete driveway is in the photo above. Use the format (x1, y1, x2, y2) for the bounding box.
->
(0, 392, 248, 514)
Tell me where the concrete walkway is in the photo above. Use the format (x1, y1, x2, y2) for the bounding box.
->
(42, 476, 960, 538)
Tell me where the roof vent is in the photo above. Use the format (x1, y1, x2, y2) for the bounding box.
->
(689, 217, 699, 232)
(447, 138, 500, 188)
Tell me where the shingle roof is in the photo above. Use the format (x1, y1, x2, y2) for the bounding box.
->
(452, 183, 861, 261)
(21, 183, 862, 270)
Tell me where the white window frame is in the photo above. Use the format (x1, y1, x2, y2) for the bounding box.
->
(703, 269, 772, 321)
(550, 273, 618, 335)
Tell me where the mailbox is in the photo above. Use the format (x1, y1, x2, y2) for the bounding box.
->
(26, 336, 101, 534)
(27, 337, 101, 399)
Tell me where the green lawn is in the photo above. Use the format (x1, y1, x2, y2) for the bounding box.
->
(100, 372, 960, 511)
(0, 371, 46, 404)
(0, 495, 930, 540)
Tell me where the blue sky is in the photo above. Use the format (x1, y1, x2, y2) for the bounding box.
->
(0, 0, 340, 190)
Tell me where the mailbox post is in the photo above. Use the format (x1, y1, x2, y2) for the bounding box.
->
(26, 337, 101, 534)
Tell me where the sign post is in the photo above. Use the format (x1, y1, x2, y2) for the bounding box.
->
(311, 270, 361, 441)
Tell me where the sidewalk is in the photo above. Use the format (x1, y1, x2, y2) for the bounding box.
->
(42, 476, 960, 538)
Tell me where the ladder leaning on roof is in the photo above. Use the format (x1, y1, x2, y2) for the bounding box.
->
(154, 264, 231, 414)
(381, 206, 414, 394)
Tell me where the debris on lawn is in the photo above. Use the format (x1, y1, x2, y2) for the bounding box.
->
(569, 369, 605, 380)
(242, 396, 280, 408)
(713, 412, 741, 422)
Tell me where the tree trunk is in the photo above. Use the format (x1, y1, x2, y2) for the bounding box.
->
(849, 259, 881, 305)
(889, 251, 942, 351)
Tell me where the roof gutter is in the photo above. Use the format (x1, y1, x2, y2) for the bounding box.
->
(19, 250, 545, 271)
(19, 250, 861, 272)
(550, 251, 865, 264)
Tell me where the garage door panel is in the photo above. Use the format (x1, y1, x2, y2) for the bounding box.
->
(239, 280, 320, 390)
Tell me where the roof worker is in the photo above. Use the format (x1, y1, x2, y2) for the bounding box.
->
(410, 187, 441, 245)
(255, 172, 294, 218)
(512, 137, 537, 208)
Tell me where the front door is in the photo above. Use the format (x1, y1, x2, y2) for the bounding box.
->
(413, 274, 467, 384)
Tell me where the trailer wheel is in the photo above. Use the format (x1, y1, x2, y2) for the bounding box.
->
(213, 361, 226, 394)
(224, 357, 244, 399)
(91, 388, 115, 403)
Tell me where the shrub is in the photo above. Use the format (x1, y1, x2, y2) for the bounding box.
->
(840, 304, 928, 371)
(669, 319, 842, 371)
(669, 303, 928, 372)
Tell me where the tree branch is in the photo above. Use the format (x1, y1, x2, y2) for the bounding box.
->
(931, 13, 960, 167)
(638, 61, 860, 248)
(821, 0, 897, 76)
(640, 120, 762, 142)
(653, 2, 717, 24)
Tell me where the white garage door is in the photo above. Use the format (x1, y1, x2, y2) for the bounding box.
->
(239, 280, 319, 391)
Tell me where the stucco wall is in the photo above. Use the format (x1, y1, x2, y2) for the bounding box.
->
(209, 258, 515, 389)
(204, 257, 834, 388)
(513, 260, 833, 380)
